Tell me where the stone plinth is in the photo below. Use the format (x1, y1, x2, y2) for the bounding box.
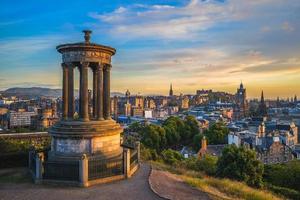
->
(48, 120, 123, 161)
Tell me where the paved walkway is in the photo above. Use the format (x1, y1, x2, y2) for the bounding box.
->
(0, 164, 162, 200)
(149, 169, 211, 200)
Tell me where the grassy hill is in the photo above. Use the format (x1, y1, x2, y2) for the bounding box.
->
(152, 161, 284, 200)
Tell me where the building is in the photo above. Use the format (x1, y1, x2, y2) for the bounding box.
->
(258, 90, 267, 117)
(169, 83, 174, 97)
(234, 82, 248, 119)
(179, 95, 189, 110)
(8, 110, 36, 128)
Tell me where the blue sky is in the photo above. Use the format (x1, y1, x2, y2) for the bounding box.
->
(0, 0, 299, 98)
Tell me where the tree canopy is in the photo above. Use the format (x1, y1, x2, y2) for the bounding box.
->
(216, 145, 264, 188)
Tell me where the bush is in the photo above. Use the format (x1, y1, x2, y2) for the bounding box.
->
(161, 149, 183, 165)
(216, 145, 264, 188)
(264, 160, 300, 192)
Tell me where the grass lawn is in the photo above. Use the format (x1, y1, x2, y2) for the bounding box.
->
(0, 167, 31, 183)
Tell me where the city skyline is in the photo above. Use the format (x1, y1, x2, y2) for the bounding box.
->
(1, 0, 300, 98)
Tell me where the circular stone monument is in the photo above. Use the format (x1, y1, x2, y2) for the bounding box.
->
(46, 31, 123, 181)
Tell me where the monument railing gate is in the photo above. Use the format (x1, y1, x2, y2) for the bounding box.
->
(43, 160, 80, 181)
(88, 154, 124, 181)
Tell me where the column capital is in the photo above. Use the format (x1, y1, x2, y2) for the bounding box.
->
(80, 62, 89, 68)
(104, 63, 112, 71)
(93, 62, 103, 72)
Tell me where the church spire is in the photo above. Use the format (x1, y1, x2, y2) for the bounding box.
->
(169, 83, 174, 96)
(261, 90, 265, 103)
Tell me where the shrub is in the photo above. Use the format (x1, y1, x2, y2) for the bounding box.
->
(217, 145, 264, 188)
(161, 149, 183, 165)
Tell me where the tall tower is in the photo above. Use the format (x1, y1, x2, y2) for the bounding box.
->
(258, 90, 267, 117)
(235, 82, 247, 119)
(169, 83, 174, 96)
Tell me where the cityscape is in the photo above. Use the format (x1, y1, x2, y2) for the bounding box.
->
(0, 0, 300, 200)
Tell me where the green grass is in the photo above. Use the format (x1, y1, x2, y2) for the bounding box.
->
(151, 161, 283, 200)
(0, 168, 31, 183)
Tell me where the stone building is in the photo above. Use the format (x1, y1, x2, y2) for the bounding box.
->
(234, 82, 248, 119)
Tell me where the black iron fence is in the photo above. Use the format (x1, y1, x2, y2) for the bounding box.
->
(130, 149, 138, 170)
(88, 154, 123, 181)
(29, 150, 36, 175)
(43, 160, 79, 181)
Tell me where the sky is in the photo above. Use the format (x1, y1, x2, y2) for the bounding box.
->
(0, 0, 299, 99)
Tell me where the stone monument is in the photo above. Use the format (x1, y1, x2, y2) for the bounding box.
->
(29, 30, 140, 187)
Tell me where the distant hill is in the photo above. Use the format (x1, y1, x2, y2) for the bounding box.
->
(2, 87, 125, 98)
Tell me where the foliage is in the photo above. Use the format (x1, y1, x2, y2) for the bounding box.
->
(216, 145, 264, 188)
(140, 144, 158, 161)
(204, 121, 229, 145)
(184, 155, 218, 176)
(141, 124, 166, 152)
(0, 137, 50, 154)
(263, 160, 300, 192)
(161, 149, 184, 165)
(266, 184, 300, 200)
(192, 133, 204, 151)
(129, 116, 200, 153)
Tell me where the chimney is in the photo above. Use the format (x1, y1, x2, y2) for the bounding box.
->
(201, 136, 207, 151)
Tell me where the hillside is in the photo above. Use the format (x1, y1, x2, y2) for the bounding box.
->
(1, 87, 124, 98)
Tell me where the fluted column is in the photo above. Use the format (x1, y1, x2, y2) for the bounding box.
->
(103, 64, 111, 120)
(96, 63, 104, 120)
(92, 67, 98, 119)
(67, 63, 74, 119)
(79, 62, 89, 121)
(62, 63, 68, 120)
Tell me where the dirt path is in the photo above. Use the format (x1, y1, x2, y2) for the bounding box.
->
(149, 169, 211, 200)
(0, 164, 162, 200)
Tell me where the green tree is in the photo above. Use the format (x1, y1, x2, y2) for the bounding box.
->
(161, 149, 184, 165)
(183, 115, 200, 144)
(192, 133, 204, 151)
(141, 124, 166, 152)
(204, 122, 229, 144)
(216, 145, 264, 188)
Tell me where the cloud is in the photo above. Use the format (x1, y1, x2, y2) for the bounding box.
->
(281, 22, 294, 32)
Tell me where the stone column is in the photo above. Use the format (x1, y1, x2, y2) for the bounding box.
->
(35, 152, 44, 182)
(97, 63, 104, 120)
(79, 154, 88, 187)
(103, 64, 111, 120)
(92, 67, 98, 119)
(80, 62, 89, 121)
(62, 63, 68, 120)
(67, 63, 74, 119)
(123, 148, 131, 178)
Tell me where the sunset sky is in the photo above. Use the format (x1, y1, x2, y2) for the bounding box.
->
(0, 0, 299, 98)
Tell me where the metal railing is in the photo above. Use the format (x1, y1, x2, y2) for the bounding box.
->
(43, 160, 79, 181)
(29, 150, 36, 175)
(88, 154, 123, 181)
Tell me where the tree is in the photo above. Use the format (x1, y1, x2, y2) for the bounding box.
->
(216, 145, 264, 188)
(192, 133, 204, 151)
(183, 115, 200, 144)
(161, 149, 184, 165)
(204, 122, 229, 144)
(141, 124, 166, 152)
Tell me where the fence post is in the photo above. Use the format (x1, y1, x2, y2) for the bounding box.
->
(135, 141, 141, 164)
(123, 148, 131, 178)
(79, 154, 88, 187)
(35, 152, 44, 182)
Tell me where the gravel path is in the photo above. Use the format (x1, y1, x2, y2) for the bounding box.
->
(149, 169, 211, 200)
(0, 164, 162, 200)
